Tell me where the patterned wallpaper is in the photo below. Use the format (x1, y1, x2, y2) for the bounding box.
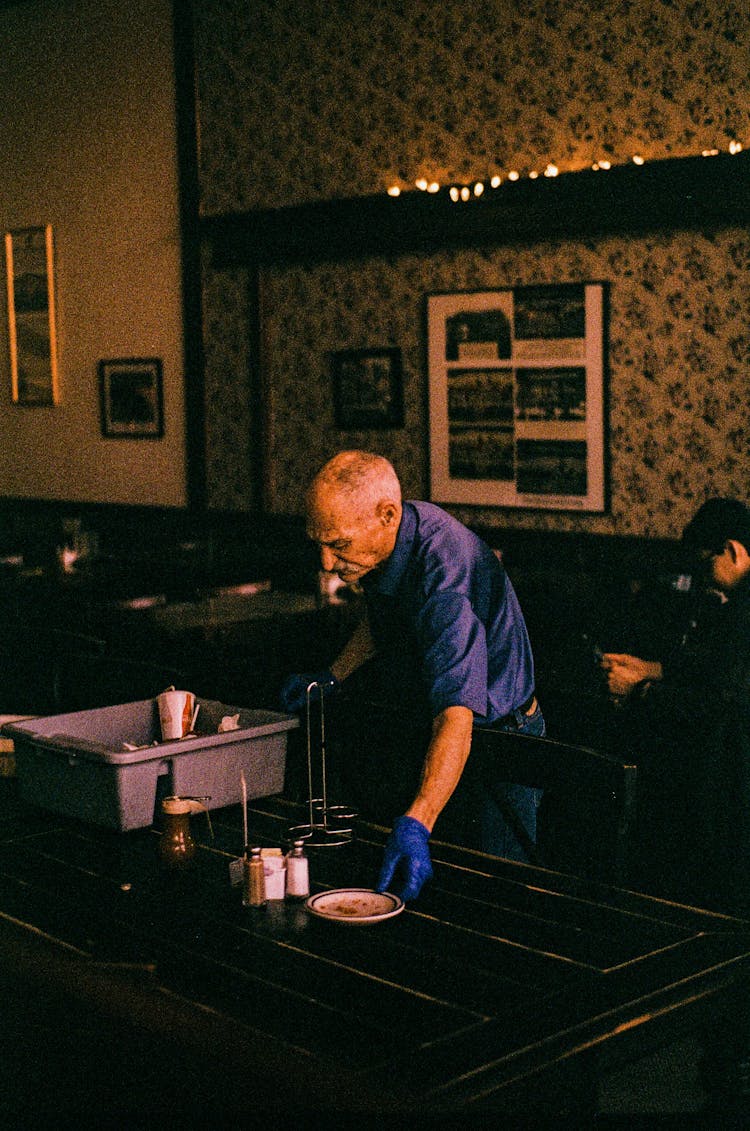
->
(193, 0, 749, 536)
(200, 249, 257, 511)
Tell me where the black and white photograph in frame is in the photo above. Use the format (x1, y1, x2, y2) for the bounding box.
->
(4, 224, 59, 406)
(427, 283, 608, 512)
(331, 347, 404, 430)
(99, 357, 164, 439)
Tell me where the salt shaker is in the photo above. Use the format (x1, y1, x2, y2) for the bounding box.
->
(243, 846, 266, 907)
(285, 838, 310, 898)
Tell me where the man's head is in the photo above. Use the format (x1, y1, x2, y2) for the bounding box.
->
(682, 497, 750, 593)
(306, 450, 403, 583)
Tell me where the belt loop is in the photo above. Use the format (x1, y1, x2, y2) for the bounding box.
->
(492, 693, 536, 730)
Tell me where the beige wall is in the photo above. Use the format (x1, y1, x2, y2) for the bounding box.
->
(0, 0, 187, 506)
(195, 0, 749, 535)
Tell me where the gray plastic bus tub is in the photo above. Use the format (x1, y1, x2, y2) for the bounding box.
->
(2, 697, 298, 831)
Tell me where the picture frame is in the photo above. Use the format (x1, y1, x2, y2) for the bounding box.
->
(426, 283, 609, 512)
(331, 347, 404, 429)
(4, 224, 59, 406)
(98, 357, 164, 439)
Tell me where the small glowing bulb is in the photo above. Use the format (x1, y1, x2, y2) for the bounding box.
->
(415, 178, 428, 191)
(449, 186, 460, 202)
(474, 181, 484, 195)
(508, 170, 520, 181)
(427, 181, 440, 193)
(543, 163, 559, 177)
(729, 140, 743, 154)
(702, 148, 719, 157)
(490, 175, 502, 188)
(632, 154, 645, 165)
(460, 186, 471, 201)
(592, 162, 600, 170)
(598, 160, 611, 170)
(529, 170, 539, 179)
(387, 185, 401, 197)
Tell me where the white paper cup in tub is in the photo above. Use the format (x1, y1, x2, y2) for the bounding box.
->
(157, 690, 197, 741)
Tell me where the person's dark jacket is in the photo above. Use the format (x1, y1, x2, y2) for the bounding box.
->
(625, 573, 750, 914)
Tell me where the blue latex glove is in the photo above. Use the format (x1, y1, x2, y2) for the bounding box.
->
(376, 815, 433, 902)
(279, 669, 339, 713)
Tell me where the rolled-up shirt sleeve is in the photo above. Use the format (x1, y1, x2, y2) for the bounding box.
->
(363, 501, 535, 726)
(416, 591, 489, 717)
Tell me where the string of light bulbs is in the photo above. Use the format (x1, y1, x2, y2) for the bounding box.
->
(386, 140, 745, 201)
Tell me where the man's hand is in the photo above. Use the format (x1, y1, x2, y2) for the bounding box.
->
(376, 816, 433, 902)
(600, 653, 663, 698)
(279, 670, 339, 713)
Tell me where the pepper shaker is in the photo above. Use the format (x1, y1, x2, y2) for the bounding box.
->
(243, 846, 266, 907)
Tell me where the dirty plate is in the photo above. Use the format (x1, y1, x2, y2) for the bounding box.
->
(305, 888, 404, 925)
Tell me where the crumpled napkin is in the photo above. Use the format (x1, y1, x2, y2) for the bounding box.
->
(122, 713, 240, 750)
(218, 714, 240, 732)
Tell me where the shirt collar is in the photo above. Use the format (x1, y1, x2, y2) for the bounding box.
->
(365, 501, 416, 596)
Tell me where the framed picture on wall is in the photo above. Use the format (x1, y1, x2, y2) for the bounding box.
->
(426, 282, 609, 512)
(331, 347, 404, 429)
(4, 224, 59, 406)
(98, 357, 164, 438)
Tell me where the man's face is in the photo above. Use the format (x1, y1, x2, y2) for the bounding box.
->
(306, 487, 396, 583)
(708, 544, 737, 592)
(698, 541, 743, 593)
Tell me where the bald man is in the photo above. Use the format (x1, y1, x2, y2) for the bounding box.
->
(281, 450, 544, 900)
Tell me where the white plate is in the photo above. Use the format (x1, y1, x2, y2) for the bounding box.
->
(305, 888, 404, 925)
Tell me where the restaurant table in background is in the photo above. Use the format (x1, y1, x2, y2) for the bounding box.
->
(0, 567, 360, 715)
(1, 780, 748, 1121)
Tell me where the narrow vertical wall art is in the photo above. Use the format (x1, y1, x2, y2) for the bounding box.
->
(4, 224, 59, 406)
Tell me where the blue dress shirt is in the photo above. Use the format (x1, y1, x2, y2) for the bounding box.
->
(360, 501, 535, 723)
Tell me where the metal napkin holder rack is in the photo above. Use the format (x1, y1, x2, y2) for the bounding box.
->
(287, 680, 357, 846)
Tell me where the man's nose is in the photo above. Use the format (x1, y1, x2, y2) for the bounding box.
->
(320, 546, 337, 571)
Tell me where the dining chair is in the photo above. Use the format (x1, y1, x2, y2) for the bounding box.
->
(320, 680, 638, 886)
(470, 727, 639, 885)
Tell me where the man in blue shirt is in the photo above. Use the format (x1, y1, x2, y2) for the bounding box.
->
(281, 450, 544, 900)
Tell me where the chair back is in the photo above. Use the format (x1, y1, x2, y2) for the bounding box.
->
(471, 727, 638, 885)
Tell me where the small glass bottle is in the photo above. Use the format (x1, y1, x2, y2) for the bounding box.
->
(285, 839, 310, 898)
(159, 797, 196, 867)
(243, 846, 266, 907)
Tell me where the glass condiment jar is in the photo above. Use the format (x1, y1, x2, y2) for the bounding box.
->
(159, 796, 206, 867)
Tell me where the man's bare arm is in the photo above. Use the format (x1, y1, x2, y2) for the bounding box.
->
(405, 705, 475, 832)
(330, 612, 377, 683)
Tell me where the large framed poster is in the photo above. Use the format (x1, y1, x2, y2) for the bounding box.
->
(426, 282, 608, 512)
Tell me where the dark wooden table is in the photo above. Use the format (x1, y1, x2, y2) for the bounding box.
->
(1, 781, 748, 1121)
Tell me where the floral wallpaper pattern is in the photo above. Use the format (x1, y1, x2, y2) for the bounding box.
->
(194, 0, 748, 209)
(200, 251, 257, 511)
(194, 0, 749, 537)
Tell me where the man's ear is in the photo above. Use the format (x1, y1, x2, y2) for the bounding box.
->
(376, 500, 399, 527)
(727, 538, 750, 572)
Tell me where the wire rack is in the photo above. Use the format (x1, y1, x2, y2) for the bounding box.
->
(287, 680, 357, 846)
